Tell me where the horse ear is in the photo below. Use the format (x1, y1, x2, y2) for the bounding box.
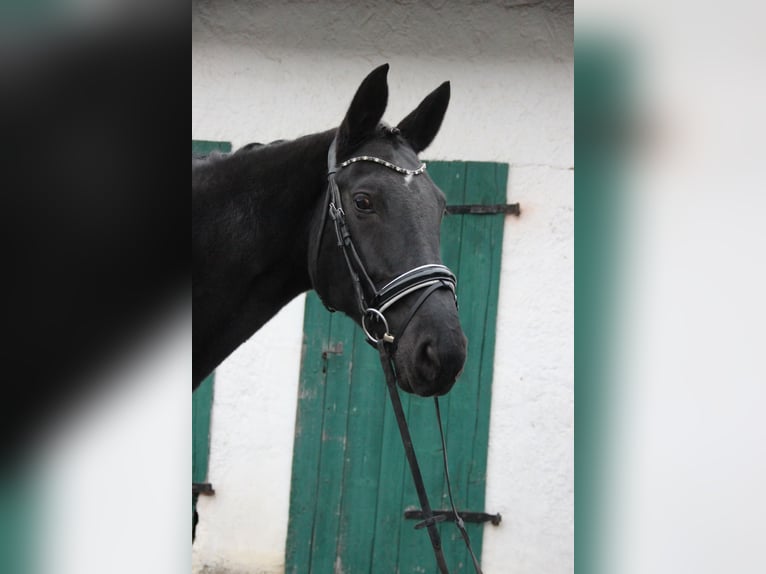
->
(337, 64, 389, 157)
(396, 81, 450, 153)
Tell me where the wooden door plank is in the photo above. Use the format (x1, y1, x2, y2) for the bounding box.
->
(334, 327, 388, 573)
(465, 163, 507, 544)
(285, 293, 333, 574)
(192, 374, 214, 484)
(430, 159, 468, 524)
(370, 378, 410, 571)
(441, 162, 507, 569)
(191, 140, 232, 156)
(308, 312, 357, 573)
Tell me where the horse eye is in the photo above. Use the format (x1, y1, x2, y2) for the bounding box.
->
(353, 194, 373, 212)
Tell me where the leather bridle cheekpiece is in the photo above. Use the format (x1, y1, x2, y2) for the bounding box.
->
(315, 135, 458, 348)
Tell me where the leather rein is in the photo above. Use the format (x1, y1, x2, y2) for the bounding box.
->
(310, 134, 483, 574)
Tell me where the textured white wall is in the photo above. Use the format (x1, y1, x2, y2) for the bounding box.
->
(192, 1, 572, 572)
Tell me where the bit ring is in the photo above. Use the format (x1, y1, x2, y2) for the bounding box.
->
(362, 308, 394, 344)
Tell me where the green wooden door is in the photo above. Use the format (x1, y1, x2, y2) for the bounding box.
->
(192, 139, 230, 535)
(286, 161, 508, 573)
(193, 373, 215, 532)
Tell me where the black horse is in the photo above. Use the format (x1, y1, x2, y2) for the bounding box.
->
(192, 64, 467, 397)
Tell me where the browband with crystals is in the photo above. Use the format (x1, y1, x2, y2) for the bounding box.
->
(338, 155, 427, 176)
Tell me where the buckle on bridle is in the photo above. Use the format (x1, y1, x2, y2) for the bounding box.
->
(328, 202, 344, 221)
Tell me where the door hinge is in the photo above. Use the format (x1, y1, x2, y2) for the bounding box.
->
(446, 203, 520, 216)
(404, 508, 502, 526)
(193, 483, 215, 495)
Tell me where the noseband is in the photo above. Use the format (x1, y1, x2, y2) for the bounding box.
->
(313, 136, 458, 348)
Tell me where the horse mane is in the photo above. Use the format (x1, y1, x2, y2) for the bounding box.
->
(235, 139, 287, 153)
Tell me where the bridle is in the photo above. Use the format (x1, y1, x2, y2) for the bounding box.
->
(310, 133, 483, 574)
(314, 135, 458, 348)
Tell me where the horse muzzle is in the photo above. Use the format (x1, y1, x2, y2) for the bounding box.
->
(392, 295, 467, 397)
(413, 331, 467, 396)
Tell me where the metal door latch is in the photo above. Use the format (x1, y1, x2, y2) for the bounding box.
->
(193, 483, 215, 495)
(404, 508, 502, 526)
(321, 342, 344, 359)
(446, 203, 520, 216)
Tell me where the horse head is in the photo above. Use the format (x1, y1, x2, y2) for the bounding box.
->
(310, 64, 467, 397)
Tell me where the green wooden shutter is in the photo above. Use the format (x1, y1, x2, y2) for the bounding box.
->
(0, 474, 36, 574)
(192, 139, 232, 157)
(286, 161, 508, 573)
(192, 139, 230, 533)
(193, 373, 215, 525)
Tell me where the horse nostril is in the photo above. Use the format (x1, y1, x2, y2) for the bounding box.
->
(419, 340, 440, 371)
(411, 334, 466, 396)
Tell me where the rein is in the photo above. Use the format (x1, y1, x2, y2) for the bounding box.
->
(313, 135, 483, 573)
(378, 342, 484, 574)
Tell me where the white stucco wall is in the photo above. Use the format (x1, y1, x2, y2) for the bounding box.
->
(192, 1, 573, 572)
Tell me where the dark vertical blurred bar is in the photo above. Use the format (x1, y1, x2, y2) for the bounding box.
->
(1, 8, 185, 573)
(0, 14, 185, 460)
(575, 37, 632, 574)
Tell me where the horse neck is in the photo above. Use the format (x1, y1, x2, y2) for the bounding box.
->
(192, 129, 334, 385)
